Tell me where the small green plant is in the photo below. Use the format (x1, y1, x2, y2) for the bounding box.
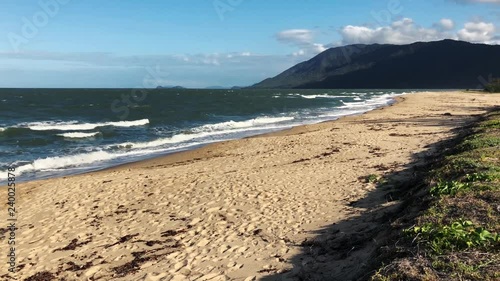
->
(366, 174, 379, 183)
(407, 220, 500, 255)
(465, 172, 497, 182)
(430, 181, 470, 196)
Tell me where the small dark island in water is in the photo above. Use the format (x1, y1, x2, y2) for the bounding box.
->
(156, 85, 186, 89)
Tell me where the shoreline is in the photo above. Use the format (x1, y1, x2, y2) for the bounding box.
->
(97, 96, 403, 175)
(1, 91, 499, 280)
(12, 94, 404, 184)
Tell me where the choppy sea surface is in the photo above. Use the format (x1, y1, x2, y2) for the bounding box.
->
(0, 88, 415, 181)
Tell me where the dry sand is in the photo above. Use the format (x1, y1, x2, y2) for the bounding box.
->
(0, 91, 498, 281)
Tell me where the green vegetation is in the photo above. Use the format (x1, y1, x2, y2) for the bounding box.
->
(366, 174, 380, 183)
(430, 181, 471, 196)
(372, 108, 500, 281)
(407, 220, 499, 255)
(485, 78, 500, 93)
(465, 172, 498, 183)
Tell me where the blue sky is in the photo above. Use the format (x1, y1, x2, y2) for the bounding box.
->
(0, 0, 499, 88)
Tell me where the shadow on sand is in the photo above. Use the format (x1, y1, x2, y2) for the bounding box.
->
(260, 113, 480, 281)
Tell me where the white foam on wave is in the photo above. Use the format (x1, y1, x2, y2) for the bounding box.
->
(318, 92, 407, 118)
(113, 133, 208, 149)
(195, 116, 294, 132)
(0, 149, 155, 179)
(57, 132, 100, 139)
(340, 92, 404, 110)
(0, 128, 4, 132)
(300, 94, 350, 99)
(1, 151, 118, 179)
(0, 141, 217, 179)
(288, 93, 358, 99)
(0, 116, 298, 178)
(112, 116, 295, 150)
(27, 119, 150, 131)
(113, 125, 292, 150)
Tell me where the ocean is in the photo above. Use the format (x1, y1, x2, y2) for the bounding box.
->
(0, 88, 413, 182)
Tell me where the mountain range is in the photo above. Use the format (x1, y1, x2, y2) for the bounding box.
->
(251, 40, 500, 89)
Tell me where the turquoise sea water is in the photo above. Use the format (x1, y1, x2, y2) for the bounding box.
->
(0, 88, 413, 181)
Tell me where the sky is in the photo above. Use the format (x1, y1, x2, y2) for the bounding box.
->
(0, 0, 499, 88)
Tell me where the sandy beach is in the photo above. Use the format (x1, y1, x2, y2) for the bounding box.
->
(1, 91, 499, 281)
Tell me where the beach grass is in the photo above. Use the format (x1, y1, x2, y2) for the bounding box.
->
(372, 108, 500, 281)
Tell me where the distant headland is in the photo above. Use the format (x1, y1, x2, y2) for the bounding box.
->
(251, 39, 500, 89)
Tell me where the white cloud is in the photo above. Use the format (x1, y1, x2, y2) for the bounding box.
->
(275, 29, 326, 56)
(311, 43, 327, 53)
(457, 21, 497, 42)
(279, 18, 498, 58)
(292, 49, 305, 57)
(340, 18, 449, 45)
(339, 18, 498, 45)
(439, 19, 455, 30)
(276, 29, 314, 44)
